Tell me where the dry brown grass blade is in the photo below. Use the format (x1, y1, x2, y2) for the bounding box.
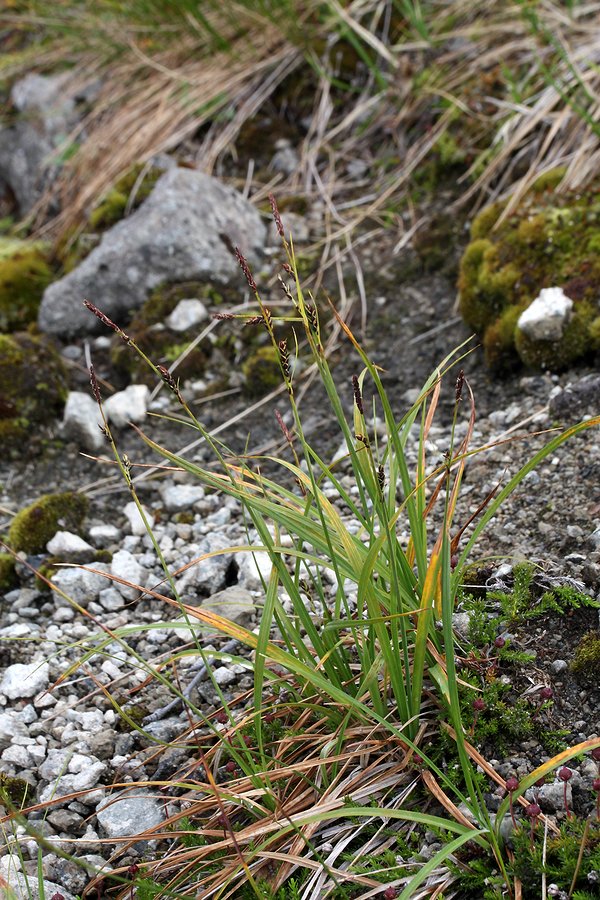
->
(420, 769, 477, 830)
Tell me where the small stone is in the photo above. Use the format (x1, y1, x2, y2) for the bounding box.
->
(123, 501, 151, 536)
(104, 385, 150, 428)
(550, 659, 568, 675)
(1, 662, 49, 699)
(159, 484, 205, 512)
(88, 523, 121, 547)
(200, 586, 257, 629)
(62, 392, 104, 452)
(96, 790, 165, 838)
(98, 587, 125, 612)
(110, 549, 144, 600)
(165, 298, 208, 332)
(517, 286, 573, 342)
(212, 667, 237, 687)
(50, 566, 108, 607)
(47, 531, 94, 556)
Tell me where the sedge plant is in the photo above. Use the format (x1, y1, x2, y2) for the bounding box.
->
(80, 199, 600, 899)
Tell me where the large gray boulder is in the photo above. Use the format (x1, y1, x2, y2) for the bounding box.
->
(0, 72, 80, 216)
(38, 168, 266, 337)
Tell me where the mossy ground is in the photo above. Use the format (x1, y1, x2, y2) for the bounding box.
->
(0, 332, 68, 452)
(8, 490, 88, 554)
(458, 178, 600, 370)
(0, 237, 54, 332)
(110, 281, 221, 387)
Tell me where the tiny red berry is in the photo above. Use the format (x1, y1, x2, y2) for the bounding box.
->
(225, 760, 237, 773)
(525, 802, 541, 819)
(215, 711, 228, 724)
(506, 776, 519, 793)
(539, 686, 553, 700)
(592, 748, 600, 761)
(593, 778, 600, 792)
(494, 636, 506, 649)
(128, 864, 139, 878)
(559, 766, 572, 782)
(383, 888, 398, 900)
(473, 698, 486, 712)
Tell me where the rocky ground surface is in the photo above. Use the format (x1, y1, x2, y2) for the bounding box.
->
(0, 70, 599, 900)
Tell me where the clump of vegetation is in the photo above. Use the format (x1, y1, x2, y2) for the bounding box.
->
(110, 280, 214, 386)
(571, 631, 600, 681)
(458, 183, 600, 370)
(0, 237, 54, 332)
(73, 202, 600, 900)
(0, 332, 68, 451)
(0, 553, 17, 590)
(8, 491, 88, 554)
(241, 345, 281, 398)
(486, 562, 600, 623)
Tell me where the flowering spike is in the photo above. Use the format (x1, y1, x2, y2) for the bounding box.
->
(278, 339, 291, 380)
(83, 299, 130, 342)
(234, 247, 258, 292)
(352, 374, 364, 414)
(455, 369, 465, 404)
(89, 365, 101, 403)
(269, 193, 285, 238)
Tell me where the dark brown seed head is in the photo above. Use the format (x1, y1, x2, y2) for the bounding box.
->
(305, 303, 318, 330)
(558, 766, 572, 782)
(591, 748, 600, 761)
(455, 369, 465, 404)
(525, 802, 541, 819)
(275, 409, 293, 445)
(269, 193, 285, 238)
(83, 299, 129, 342)
(89, 366, 101, 403)
(127, 864, 140, 878)
(472, 698, 486, 712)
(593, 778, 600, 791)
(352, 374, 364, 414)
(378, 465, 385, 490)
(506, 776, 519, 793)
(539, 686, 553, 700)
(213, 312, 235, 320)
(278, 339, 291, 378)
(234, 247, 258, 292)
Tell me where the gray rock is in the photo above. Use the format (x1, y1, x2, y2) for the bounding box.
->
(89, 523, 121, 548)
(0, 662, 49, 700)
(39, 759, 106, 803)
(538, 781, 572, 813)
(0, 73, 79, 217)
(38, 168, 266, 336)
(175, 532, 235, 596)
(549, 374, 600, 422)
(0, 871, 76, 900)
(98, 587, 125, 612)
(159, 484, 204, 512)
(47, 531, 95, 556)
(96, 789, 165, 838)
(123, 501, 151, 536)
(165, 298, 208, 331)
(50, 566, 108, 607)
(104, 384, 150, 428)
(201, 586, 257, 627)
(110, 549, 145, 599)
(517, 286, 573, 342)
(62, 391, 105, 452)
(550, 659, 568, 675)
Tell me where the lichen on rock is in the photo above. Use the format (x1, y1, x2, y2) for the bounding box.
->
(458, 179, 600, 370)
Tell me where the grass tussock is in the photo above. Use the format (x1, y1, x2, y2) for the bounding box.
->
(13, 207, 592, 899)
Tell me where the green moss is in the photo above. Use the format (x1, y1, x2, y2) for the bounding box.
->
(515, 301, 595, 369)
(470, 201, 505, 240)
(242, 345, 281, 398)
(0, 553, 17, 590)
(570, 630, 600, 679)
(458, 185, 600, 370)
(8, 491, 89, 554)
(110, 280, 216, 386)
(0, 773, 30, 809)
(483, 304, 524, 370)
(0, 332, 68, 452)
(0, 238, 54, 332)
(88, 163, 165, 231)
